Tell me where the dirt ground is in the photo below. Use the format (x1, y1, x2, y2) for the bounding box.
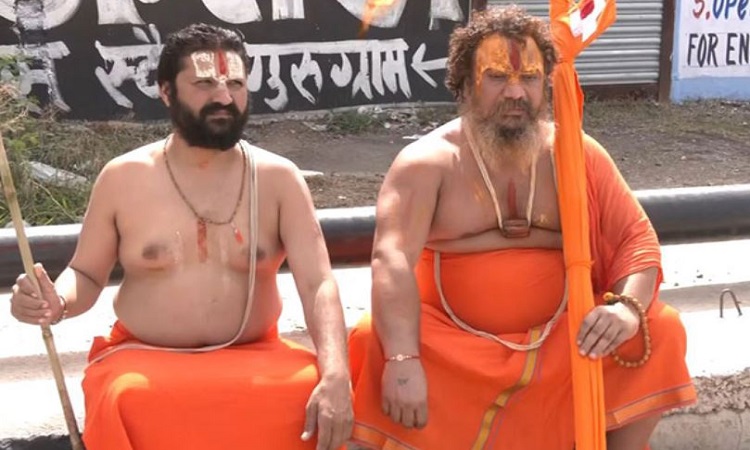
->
(244, 100, 750, 209)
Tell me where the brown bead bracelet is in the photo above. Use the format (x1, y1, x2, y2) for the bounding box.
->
(603, 292, 652, 368)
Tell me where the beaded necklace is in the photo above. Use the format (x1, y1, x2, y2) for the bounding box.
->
(163, 136, 247, 262)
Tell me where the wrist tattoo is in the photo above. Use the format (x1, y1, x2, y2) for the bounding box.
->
(397, 378, 409, 386)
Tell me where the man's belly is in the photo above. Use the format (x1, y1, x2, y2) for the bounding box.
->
(416, 247, 566, 335)
(113, 267, 281, 348)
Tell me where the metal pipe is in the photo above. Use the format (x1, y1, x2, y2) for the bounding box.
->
(637, 184, 750, 242)
(1, 185, 749, 287)
(719, 289, 743, 318)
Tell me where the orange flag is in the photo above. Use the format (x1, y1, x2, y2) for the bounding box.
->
(549, 1, 616, 449)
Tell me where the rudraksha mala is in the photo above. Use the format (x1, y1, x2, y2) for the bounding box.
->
(603, 292, 652, 368)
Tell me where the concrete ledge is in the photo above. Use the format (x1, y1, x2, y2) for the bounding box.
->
(0, 435, 71, 450)
(648, 369, 750, 449)
(653, 410, 750, 450)
(685, 369, 750, 415)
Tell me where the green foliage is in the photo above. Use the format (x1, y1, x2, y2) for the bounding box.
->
(0, 56, 169, 226)
(325, 110, 385, 134)
(413, 104, 457, 126)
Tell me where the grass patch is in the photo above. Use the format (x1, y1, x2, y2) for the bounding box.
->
(0, 115, 169, 227)
(413, 104, 457, 127)
(325, 110, 385, 134)
(1, 96, 748, 227)
(584, 99, 750, 140)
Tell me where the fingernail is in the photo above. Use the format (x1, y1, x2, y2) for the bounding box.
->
(44, 312, 51, 318)
(590, 353, 597, 359)
(30, 293, 38, 298)
(579, 350, 586, 355)
(300, 432, 310, 441)
(41, 303, 48, 308)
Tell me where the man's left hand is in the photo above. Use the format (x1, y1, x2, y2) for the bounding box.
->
(301, 374, 354, 450)
(577, 303, 640, 359)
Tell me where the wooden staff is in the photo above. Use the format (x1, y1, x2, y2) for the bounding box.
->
(0, 134, 85, 450)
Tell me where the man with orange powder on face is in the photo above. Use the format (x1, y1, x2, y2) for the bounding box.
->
(9, 24, 352, 450)
(348, 6, 696, 450)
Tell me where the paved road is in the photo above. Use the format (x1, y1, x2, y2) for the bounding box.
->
(1, 239, 748, 439)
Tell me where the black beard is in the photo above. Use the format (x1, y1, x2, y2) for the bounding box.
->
(169, 92, 249, 151)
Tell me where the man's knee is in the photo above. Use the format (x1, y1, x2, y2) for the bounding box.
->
(348, 313, 373, 342)
(615, 302, 686, 360)
(648, 302, 688, 354)
(105, 372, 151, 410)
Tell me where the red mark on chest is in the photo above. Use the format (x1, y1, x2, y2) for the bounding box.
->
(507, 180, 519, 219)
(509, 40, 521, 72)
(232, 223, 244, 245)
(217, 51, 228, 77)
(197, 219, 208, 262)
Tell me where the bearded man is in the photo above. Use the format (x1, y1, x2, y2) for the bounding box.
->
(9, 24, 352, 450)
(348, 6, 696, 450)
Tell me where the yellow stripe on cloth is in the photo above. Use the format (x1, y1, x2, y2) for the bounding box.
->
(471, 327, 543, 450)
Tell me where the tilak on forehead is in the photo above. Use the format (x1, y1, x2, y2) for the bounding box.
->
(190, 50, 245, 82)
(474, 34, 544, 87)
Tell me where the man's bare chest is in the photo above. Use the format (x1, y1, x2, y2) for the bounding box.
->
(431, 171, 562, 242)
(114, 193, 280, 273)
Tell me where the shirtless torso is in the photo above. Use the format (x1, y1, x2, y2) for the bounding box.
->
(70, 138, 309, 348)
(11, 27, 353, 449)
(405, 117, 562, 255)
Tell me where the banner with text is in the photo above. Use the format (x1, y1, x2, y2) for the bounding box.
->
(677, 0, 750, 78)
(0, 0, 468, 120)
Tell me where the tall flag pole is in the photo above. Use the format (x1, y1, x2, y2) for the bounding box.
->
(549, 1, 616, 448)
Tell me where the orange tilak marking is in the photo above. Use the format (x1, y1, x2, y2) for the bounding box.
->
(474, 35, 544, 87)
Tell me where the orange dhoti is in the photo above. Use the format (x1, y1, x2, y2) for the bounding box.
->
(82, 322, 321, 450)
(350, 248, 697, 450)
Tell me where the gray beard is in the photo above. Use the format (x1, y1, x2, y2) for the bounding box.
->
(464, 106, 548, 170)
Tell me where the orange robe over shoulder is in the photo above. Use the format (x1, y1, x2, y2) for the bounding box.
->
(82, 321, 322, 450)
(349, 136, 697, 450)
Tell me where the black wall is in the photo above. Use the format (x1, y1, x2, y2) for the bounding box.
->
(0, 0, 470, 120)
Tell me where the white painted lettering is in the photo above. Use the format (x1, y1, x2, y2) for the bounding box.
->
(202, 0, 262, 24)
(97, 0, 145, 25)
(273, 0, 305, 20)
(94, 25, 161, 108)
(246, 39, 414, 109)
(429, 0, 464, 30)
(0, 41, 71, 111)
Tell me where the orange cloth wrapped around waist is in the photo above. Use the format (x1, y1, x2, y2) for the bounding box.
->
(83, 321, 324, 450)
(349, 248, 696, 450)
(418, 247, 566, 334)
